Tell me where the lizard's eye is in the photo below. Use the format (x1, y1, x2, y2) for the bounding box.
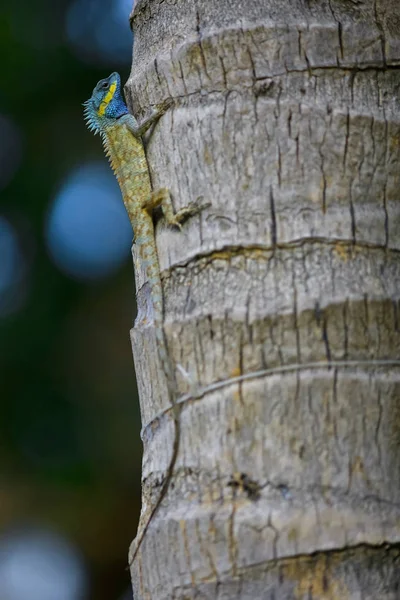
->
(100, 81, 109, 90)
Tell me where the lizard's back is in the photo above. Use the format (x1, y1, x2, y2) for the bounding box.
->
(103, 121, 164, 325)
(104, 124, 152, 225)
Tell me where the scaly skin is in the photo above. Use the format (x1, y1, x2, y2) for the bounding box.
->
(84, 72, 204, 565)
(104, 123, 163, 332)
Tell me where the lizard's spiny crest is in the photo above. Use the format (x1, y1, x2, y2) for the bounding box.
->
(83, 72, 128, 135)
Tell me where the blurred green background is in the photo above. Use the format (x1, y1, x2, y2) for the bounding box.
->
(0, 1, 142, 598)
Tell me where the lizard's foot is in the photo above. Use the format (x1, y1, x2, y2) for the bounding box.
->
(173, 198, 211, 226)
(155, 97, 174, 115)
(129, 98, 174, 137)
(145, 189, 210, 230)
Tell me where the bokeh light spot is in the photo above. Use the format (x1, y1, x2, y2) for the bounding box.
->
(0, 529, 88, 600)
(0, 217, 29, 317)
(0, 115, 23, 190)
(46, 162, 132, 281)
(66, 0, 133, 66)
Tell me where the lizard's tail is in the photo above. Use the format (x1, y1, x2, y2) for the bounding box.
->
(129, 275, 180, 567)
(129, 411, 180, 566)
(150, 276, 178, 400)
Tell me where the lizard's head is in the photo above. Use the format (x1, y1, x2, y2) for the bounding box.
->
(83, 72, 128, 134)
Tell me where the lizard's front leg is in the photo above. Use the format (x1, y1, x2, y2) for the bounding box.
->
(142, 188, 210, 229)
(124, 98, 173, 138)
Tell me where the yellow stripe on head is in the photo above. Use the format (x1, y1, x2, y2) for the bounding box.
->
(98, 81, 117, 117)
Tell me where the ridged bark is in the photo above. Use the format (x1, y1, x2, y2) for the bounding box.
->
(128, 0, 400, 598)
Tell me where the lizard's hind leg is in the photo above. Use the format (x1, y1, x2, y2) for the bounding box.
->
(143, 188, 209, 229)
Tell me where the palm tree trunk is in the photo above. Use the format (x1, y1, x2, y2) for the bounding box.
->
(128, 0, 400, 597)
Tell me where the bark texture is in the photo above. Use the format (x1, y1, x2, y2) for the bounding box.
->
(128, 0, 400, 598)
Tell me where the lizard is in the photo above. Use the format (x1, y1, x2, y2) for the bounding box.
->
(83, 72, 205, 565)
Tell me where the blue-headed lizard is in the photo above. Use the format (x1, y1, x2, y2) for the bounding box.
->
(84, 72, 205, 565)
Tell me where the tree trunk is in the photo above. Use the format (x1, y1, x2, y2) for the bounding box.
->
(127, 0, 400, 598)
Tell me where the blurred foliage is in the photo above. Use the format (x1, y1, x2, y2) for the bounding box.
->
(0, 0, 142, 598)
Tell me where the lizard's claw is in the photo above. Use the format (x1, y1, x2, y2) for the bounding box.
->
(171, 198, 211, 228)
(188, 199, 212, 213)
(168, 217, 183, 231)
(157, 97, 174, 114)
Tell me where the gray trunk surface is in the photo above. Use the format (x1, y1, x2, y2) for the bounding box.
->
(127, 0, 400, 598)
